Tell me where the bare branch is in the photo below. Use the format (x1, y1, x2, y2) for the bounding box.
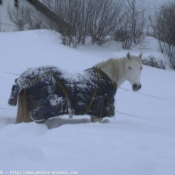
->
(152, 2, 175, 68)
(7, 5, 31, 31)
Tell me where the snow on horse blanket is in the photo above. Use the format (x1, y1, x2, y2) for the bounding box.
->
(8, 66, 117, 122)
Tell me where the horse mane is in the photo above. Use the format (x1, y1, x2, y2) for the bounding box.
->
(95, 57, 127, 86)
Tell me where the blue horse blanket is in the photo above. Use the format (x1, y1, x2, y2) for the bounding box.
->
(8, 66, 117, 122)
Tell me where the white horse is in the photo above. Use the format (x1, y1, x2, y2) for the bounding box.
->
(90, 52, 143, 122)
(8, 53, 143, 123)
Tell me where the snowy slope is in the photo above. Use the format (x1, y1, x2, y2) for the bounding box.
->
(0, 30, 175, 175)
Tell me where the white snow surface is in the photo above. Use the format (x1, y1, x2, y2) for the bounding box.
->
(0, 30, 175, 175)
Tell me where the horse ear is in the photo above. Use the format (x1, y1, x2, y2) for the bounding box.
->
(127, 52, 131, 59)
(139, 53, 142, 59)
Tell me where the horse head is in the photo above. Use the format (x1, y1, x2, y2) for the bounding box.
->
(125, 53, 143, 91)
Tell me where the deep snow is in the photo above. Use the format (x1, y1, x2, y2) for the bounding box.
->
(0, 30, 175, 175)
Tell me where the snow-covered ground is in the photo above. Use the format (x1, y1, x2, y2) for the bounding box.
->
(0, 30, 175, 175)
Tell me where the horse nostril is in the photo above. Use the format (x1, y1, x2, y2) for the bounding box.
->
(133, 84, 141, 91)
(133, 84, 137, 89)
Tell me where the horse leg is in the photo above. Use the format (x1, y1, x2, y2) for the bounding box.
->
(16, 89, 32, 123)
(91, 116, 102, 123)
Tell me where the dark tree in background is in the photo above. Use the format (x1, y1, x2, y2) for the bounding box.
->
(125, 0, 146, 44)
(8, 4, 50, 31)
(114, 0, 146, 49)
(42, 0, 124, 47)
(86, 0, 123, 46)
(40, 0, 147, 48)
(152, 2, 175, 69)
(7, 5, 31, 31)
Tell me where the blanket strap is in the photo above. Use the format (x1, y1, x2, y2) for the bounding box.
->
(84, 67, 116, 116)
(21, 72, 53, 88)
(94, 67, 117, 89)
(99, 94, 112, 118)
(84, 68, 99, 114)
(106, 94, 112, 117)
(93, 67, 116, 118)
(53, 74, 73, 118)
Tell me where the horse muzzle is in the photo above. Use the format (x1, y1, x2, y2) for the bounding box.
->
(132, 84, 141, 91)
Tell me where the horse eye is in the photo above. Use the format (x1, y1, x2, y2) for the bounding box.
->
(140, 67, 142, 70)
(128, 66, 131, 70)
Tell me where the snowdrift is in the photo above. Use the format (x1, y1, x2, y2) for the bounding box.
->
(0, 30, 175, 175)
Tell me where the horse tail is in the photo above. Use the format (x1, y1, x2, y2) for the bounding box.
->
(16, 89, 32, 123)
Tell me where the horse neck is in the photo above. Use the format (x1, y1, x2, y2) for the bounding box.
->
(115, 58, 127, 87)
(95, 57, 127, 88)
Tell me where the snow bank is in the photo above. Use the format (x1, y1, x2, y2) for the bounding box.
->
(0, 30, 175, 175)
